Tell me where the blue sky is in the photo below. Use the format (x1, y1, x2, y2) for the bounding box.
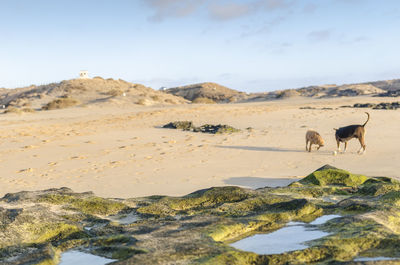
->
(0, 0, 399, 92)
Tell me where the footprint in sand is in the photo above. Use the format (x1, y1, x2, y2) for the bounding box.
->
(18, 168, 34, 173)
(22, 145, 39, 149)
(185, 136, 195, 142)
(70, 156, 87, 160)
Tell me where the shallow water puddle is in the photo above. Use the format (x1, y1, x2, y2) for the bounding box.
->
(59, 250, 116, 265)
(353, 256, 398, 262)
(230, 215, 340, 255)
(309, 214, 340, 225)
(84, 222, 107, 231)
(108, 212, 139, 224)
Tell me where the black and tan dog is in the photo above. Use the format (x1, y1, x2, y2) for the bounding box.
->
(334, 112, 370, 154)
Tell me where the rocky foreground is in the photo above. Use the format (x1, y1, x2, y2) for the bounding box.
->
(1, 166, 400, 264)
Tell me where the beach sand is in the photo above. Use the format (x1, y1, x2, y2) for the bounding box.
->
(0, 96, 399, 198)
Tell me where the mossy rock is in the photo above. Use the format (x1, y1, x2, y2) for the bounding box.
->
(179, 187, 250, 209)
(194, 124, 241, 134)
(209, 200, 322, 242)
(379, 191, 400, 206)
(3, 166, 400, 265)
(358, 177, 400, 196)
(91, 246, 145, 260)
(199, 250, 263, 265)
(137, 186, 250, 216)
(162, 121, 240, 134)
(214, 195, 294, 217)
(298, 168, 369, 187)
(37, 194, 128, 215)
(26, 222, 85, 244)
(271, 185, 354, 199)
(162, 121, 194, 131)
(0, 244, 59, 265)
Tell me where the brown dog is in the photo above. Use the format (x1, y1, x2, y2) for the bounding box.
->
(305, 130, 324, 152)
(334, 112, 369, 154)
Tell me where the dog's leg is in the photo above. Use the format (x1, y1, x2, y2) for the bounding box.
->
(336, 140, 341, 152)
(357, 137, 366, 154)
(308, 142, 312, 152)
(306, 139, 309, 151)
(343, 142, 347, 153)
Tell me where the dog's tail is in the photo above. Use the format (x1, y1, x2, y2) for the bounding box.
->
(333, 128, 338, 131)
(362, 112, 370, 127)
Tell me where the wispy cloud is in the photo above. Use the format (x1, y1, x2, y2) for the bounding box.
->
(207, 2, 251, 21)
(254, 0, 293, 11)
(353, 36, 369, 42)
(303, 3, 317, 14)
(239, 16, 286, 38)
(145, 0, 204, 22)
(307, 29, 333, 42)
(144, 0, 295, 22)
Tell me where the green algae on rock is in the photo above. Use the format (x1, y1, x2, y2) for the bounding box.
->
(162, 121, 194, 131)
(162, 121, 240, 134)
(1, 165, 400, 264)
(297, 166, 369, 187)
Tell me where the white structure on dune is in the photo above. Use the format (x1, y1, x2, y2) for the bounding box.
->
(79, 70, 89, 79)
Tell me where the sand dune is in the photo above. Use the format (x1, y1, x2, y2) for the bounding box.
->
(0, 77, 188, 111)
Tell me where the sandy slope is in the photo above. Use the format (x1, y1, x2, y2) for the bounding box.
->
(0, 96, 399, 198)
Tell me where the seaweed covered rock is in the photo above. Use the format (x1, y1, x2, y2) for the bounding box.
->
(296, 165, 369, 187)
(137, 186, 251, 216)
(358, 177, 400, 196)
(162, 121, 240, 134)
(194, 124, 241, 134)
(2, 166, 400, 264)
(162, 121, 194, 131)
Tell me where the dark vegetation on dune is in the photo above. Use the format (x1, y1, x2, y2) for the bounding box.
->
(1, 165, 400, 264)
(350, 102, 400, 110)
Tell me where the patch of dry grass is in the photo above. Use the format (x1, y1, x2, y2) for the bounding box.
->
(105, 89, 124, 97)
(192, 97, 216, 104)
(4, 107, 36, 114)
(150, 95, 160, 101)
(42, 98, 80, 110)
(136, 98, 148, 105)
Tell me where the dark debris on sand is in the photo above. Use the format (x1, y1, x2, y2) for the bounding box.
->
(162, 121, 241, 134)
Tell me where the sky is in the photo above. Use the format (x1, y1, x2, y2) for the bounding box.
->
(0, 0, 399, 92)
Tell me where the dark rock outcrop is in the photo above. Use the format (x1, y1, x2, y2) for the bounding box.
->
(352, 102, 400, 110)
(163, 121, 240, 134)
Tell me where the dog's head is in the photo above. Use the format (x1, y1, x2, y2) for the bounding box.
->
(318, 137, 325, 147)
(312, 133, 325, 146)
